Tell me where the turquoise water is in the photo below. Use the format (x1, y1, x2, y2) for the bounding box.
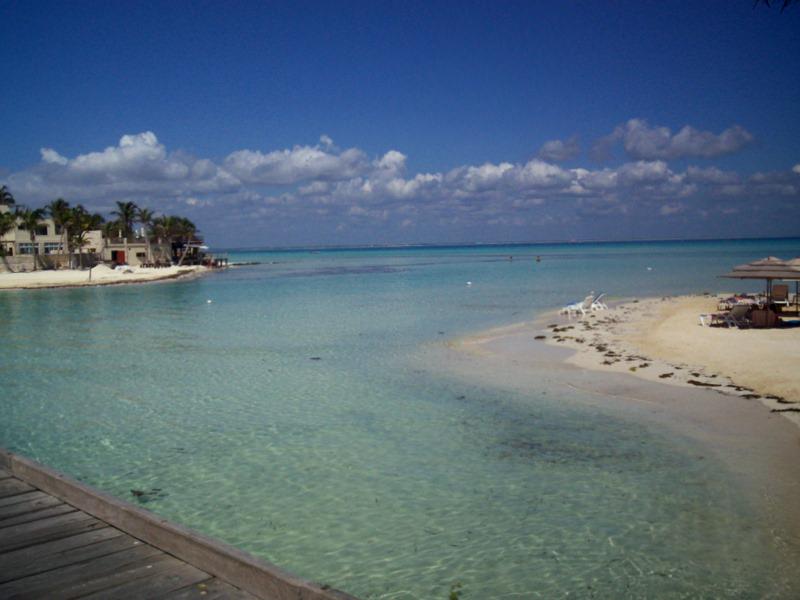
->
(2, 238, 800, 598)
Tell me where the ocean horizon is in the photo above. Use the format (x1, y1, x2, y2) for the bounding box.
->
(211, 235, 800, 254)
(2, 238, 800, 598)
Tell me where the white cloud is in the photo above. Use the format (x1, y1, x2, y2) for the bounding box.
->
(616, 160, 672, 184)
(40, 148, 68, 165)
(537, 136, 580, 162)
(298, 181, 330, 196)
(19, 132, 236, 199)
(374, 150, 407, 174)
(593, 119, 753, 161)
(68, 132, 179, 179)
(6, 127, 800, 244)
(224, 142, 367, 185)
(513, 159, 570, 187)
(450, 162, 514, 192)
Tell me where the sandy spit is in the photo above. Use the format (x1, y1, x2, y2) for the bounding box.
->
(443, 296, 800, 543)
(537, 295, 800, 428)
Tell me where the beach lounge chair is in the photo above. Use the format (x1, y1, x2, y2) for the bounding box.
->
(591, 293, 608, 311)
(560, 294, 594, 319)
(723, 304, 751, 329)
(699, 312, 725, 326)
(772, 284, 790, 308)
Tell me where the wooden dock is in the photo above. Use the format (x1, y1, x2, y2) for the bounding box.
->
(0, 450, 355, 600)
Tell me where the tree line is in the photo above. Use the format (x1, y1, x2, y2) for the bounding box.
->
(0, 185, 198, 267)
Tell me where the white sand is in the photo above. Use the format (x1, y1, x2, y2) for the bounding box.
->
(461, 295, 800, 428)
(0, 264, 208, 289)
(539, 295, 800, 426)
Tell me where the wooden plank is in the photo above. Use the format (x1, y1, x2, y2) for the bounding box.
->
(1, 448, 358, 600)
(164, 578, 259, 600)
(0, 527, 125, 583)
(81, 559, 210, 599)
(0, 478, 34, 499)
(0, 543, 165, 599)
(0, 490, 50, 509)
(0, 492, 62, 520)
(0, 511, 101, 553)
(0, 502, 75, 528)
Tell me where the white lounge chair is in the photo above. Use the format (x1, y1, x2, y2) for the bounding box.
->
(772, 284, 790, 308)
(591, 293, 608, 311)
(723, 304, 751, 329)
(560, 294, 595, 319)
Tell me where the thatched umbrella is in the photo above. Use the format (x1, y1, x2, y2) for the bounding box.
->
(720, 256, 800, 308)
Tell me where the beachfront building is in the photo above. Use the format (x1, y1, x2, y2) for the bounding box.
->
(2, 200, 219, 271)
(0, 204, 70, 269)
(1, 205, 174, 270)
(101, 237, 219, 267)
(100, 232, 172, 267)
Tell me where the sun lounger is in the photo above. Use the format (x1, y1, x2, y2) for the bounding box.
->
(723, 304, 751, 329)
(772, 284, 790, 308)
(560, 294, 594, 319)
(591, 293, 608, 311)
(699, 313, 726, 326)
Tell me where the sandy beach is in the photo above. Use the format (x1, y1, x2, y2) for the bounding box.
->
(453, 295, 800, 428)
(442, 295, 800, 546)
(0, 264, 208, 290)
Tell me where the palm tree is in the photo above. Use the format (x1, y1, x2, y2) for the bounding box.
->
(70, 205, 104, 268)
(137, 207, 155, 264)
(111, 201, 138, 239)
(0, 210, 16, 256)
(0, 185, 15, 206)
(152, 215, 177, 264)
(175, 217, 198, 266)
(15, 207, 46, 270)
(46, 198, 72, 262)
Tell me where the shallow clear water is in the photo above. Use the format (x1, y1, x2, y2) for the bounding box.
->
(2, 239, 799, 598)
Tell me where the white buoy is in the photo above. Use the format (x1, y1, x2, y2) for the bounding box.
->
(646, 267, 653, 271)
(466, 281, 472, 286)
(207, 299, 213, 304)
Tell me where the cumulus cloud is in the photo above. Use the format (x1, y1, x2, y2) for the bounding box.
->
(444, 159, 570, 196)
(223, 138, 369, 185)
(56, 132, 188, 181)
(17, 132, 238, 204)
(593, 119, 753, 161)
(374, 150, 407, 173)
(5, 127, 800, 244)
(537, 136, 580, 162)
(40, 148, 68, 165)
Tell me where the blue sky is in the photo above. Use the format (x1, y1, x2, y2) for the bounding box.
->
(1, 1, 799, 247)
